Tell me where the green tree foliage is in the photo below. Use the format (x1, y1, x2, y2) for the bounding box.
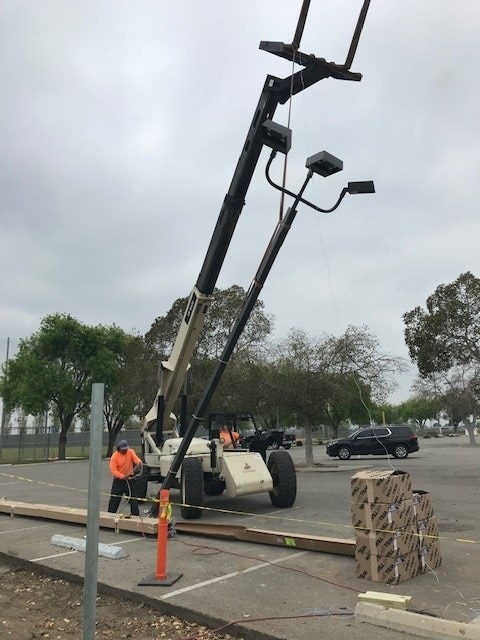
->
(396, 396, 440, 435)
(442, 383, 477, 433)
(144, 285, 273, 425)
(404, 272, 480, 442)
(412, 372, 478, 437)
(263, 326, 405, 461)
(369, 403, 403, 426)
(103, 334, 156, 456)
(320, 325, 406, 404)
(0, 314, 136, 460)
(404, 272, 480, 375)
(145, 285, 272, 360)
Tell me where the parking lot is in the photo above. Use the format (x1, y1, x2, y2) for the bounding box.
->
(1, 436, 480, 640)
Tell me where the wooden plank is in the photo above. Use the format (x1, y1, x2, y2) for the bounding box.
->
(0, 498, 355, 555)
(0, 499, 157, 534)
(356, 602, 480, 640)
(358, 591, 412, 610)
(174, 522, 355, 556)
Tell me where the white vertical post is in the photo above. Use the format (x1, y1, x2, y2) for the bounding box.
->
(83, 383, 104, 640)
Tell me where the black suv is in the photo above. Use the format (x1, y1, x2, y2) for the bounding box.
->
(326, 426, 419, 460)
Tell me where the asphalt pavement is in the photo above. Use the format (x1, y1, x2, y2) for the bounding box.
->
(1, 436, 480, 640)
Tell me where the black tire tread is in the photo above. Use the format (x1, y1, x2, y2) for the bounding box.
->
(181, 457, 204, 519)
(267, 450, 296, 508)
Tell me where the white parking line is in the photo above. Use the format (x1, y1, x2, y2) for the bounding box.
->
(110, 537, 142, 545)
(32, 550, 77, 561)
(159, 549, 308, 600)
(0, 524, 51, 535)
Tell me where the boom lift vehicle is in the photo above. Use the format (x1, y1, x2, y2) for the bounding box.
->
(140, 1, 374, 519)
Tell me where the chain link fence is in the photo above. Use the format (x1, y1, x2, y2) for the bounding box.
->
(0, 430, 143, 464)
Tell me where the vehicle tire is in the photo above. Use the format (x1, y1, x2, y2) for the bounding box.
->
(204, 479, 225, 496)
(271, 441, 280, 450)
(393, 444, 408, 459)
(284, 444, 291, 450)
(181, 457, 204, 519)
(267, 450, 296, 508)
(337, 446, 351, 460)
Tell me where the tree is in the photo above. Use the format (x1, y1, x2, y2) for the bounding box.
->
(103, 334, 154, 456)
(404, 272, 480, 375)
(146, 285, 272, 360)
(396, 396, 440, 436)
(321, 325, 407, 404)
(412, 371, 479, 441)
(369, 402, 404, 426)
(404, 272, 480, 444)
(272, 329, 324, 466)
(313, 326, 406, 437)
(0, 314, 134, 460)
(144, 285, 273, 426)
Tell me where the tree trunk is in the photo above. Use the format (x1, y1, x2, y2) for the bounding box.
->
(466, 418, 477, 445)
(106, 418, 124, 458)
(107, 431, 117, 458)
(304, 425, 315, 467)
(58, 428, 68, 460)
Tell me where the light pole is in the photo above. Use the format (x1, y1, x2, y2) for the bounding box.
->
(266, 148, 375, 214)
(161, 144, 374, 490)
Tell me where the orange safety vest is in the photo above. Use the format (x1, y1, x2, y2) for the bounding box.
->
(109, 448, 142, 479)
(219, 428, 239, 448)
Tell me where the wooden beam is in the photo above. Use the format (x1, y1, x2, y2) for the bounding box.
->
(0, 498, 355, 556)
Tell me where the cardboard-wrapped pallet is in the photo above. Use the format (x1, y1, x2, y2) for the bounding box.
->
(419, 540, 442, 572)
(351, 469, 440, 584)
(351, 498, 415, 531)
(416, 513, 441, 571)
(412, 490, 434, 521)
(355, 525, 418, 557)
(351, 469, 413, 504)
(355, 548, 420, 584)
(351, 472, 442, 583)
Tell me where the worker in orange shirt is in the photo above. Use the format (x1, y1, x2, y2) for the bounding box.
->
(107, 439, 143, 516)
(219, 422, 240, 449)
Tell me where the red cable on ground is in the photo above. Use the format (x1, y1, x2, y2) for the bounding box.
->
(179, 610, 354, 640)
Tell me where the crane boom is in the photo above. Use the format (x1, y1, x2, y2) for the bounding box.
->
(143, 0, 371, 456)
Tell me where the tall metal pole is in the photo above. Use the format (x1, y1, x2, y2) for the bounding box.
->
(162, 171, 314, 489)
(83, 383, 104, 640)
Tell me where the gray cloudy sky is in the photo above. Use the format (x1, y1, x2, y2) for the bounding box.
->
(1, 0, 480, 404)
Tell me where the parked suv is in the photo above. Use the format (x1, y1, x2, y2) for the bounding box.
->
(326, 426, 419, 460)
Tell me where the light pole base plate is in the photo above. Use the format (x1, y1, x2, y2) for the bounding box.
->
(138, 572, 183, 587)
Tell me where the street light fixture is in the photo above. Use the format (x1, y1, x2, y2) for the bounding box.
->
(305, 150, 343, 177)
(262, 120, 292, 154)
(266, 150, 375, 213)
(347, 180, 375, 194)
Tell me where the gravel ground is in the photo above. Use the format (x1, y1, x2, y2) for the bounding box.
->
(0, 560, 242, 640)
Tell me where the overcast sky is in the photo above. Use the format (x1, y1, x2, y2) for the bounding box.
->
(1, 0, 480, 405)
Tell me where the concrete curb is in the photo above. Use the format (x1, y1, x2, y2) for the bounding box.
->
(50, 534, 127, 559)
